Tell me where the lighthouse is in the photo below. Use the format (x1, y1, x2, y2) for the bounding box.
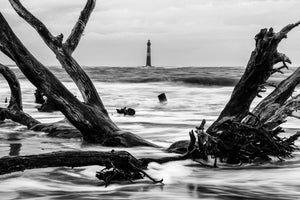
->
(146, 40, 152, 67)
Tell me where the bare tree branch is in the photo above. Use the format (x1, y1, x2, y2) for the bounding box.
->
(0, 46, 14, 61)
(0, 151, 142, 175)
(9, 0, 59, 50)
(0, 64, 22, 109)
(276, 21, 300, 41)
(9, 0, 108, 113)
(244, 68, 300, 126)
(64, 0, 96, 54)
(0, 12, 156, 146)
(264, 94, 300, 129)
(0, 64, 40, 128)
(207, 23, 300, 133)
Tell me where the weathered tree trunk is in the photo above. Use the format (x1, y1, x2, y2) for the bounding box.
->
(207, 23, 300, 133)
(169, 24, 300, 164)
(0, 64, 82, 138)
(263, 94, 300, 129)
(200, 24, 300, 164)
(244, 68, 300, 128)
(0, 64, 40, 128)
(0, 151, 143, 175)
(0, 0, 156, 147)
(0, 150, 189, 176)
(0, 150, 190, 186)
(10, 0, 107, 114)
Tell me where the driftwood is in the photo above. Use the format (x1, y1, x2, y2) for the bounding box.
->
(0, 0, 155, 147)
(34, 89, 45, 104)
(244, 68, 300, 129)
(116, 107, 136, 116)
(0, 64, 40, 128)
(34, 89, 60, 112)
(0, 64, 81, 138)
(0, 150, 188, 185)
(208, 24, 300, 132)
(186, 119, 299, 165)
(174, 24, 300, 165)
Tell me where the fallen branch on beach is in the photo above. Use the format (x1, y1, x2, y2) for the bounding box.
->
(0, 150, 188, 185)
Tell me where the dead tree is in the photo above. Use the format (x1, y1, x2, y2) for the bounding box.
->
(176, 24, 300, 165)
(0, 64, 39, 128)
(0, 150, 165, 185)
(0, 0, 155, 147)
(0, 64, 82, 138)
(207, 25, 299, 132)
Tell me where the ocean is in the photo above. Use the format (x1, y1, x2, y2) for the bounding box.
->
(0, 66, 299, 199)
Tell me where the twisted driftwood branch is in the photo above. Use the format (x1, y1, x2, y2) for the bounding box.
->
(10, 0, 106, 112)
(0, 64, 39, 128)
(208, 24, 300, 133)
(1, 2, 155, 146)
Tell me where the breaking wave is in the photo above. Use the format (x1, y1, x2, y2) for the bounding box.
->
(12, 66, 242, 86)
(173, 77, 238, 86)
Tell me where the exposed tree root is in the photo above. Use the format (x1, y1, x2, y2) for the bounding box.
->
(190, 120, 300, 165)
(169, 24, 300, 165)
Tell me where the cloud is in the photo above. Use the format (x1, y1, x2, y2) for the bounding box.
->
(0, 0, 300, 66)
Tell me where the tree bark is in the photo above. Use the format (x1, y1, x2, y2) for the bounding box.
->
(168, 24, 300, 164)
(10, 0, 106, 114)
(263, 94, 300, 129)
(201, 24, 300, 164)
(0, 64, 40, 128)
(0, 151, 142, 175)
(0, 64, 82, 137)
(0, 150, 187, 176)
(0, 1, 155, 147)
(207, 23, 300, 133)
(244, 68, 300, 127)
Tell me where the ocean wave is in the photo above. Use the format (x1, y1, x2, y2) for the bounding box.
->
(118, 77, 238, 86)
(173, 77, 238, 86)
(11, 66, 241, 86)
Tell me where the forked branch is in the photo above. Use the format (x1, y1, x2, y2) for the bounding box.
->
(208, 22, 300, 133)
(65, 0, 96, 53)
(9, 0, 107, 113)
(9, 0, 59, 50)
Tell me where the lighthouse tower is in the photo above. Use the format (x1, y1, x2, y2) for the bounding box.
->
(146, 40, 152, 67)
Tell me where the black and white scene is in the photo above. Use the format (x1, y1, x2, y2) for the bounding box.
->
(0, 0, 300, 199)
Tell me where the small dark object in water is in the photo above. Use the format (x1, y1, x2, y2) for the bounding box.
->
(116, 107, 135, 116)
(34, 89, 45, 104)
(158, 93, 167, 103)
(0, 113, 5, 121)
(38, 98, 60, 112)
(4, 97, 7, 103)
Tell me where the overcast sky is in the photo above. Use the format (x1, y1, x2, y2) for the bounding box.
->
(1, 0, 300, 67)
